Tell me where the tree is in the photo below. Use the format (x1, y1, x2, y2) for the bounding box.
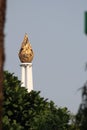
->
(0, 0, 6, 129)
(3, 71, 72, 130)
(76, 83, 87, 130)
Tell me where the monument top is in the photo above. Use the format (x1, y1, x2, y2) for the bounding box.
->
(18, 33, 34, 63)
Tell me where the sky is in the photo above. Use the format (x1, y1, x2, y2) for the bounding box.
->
(4, 0, 87, 113)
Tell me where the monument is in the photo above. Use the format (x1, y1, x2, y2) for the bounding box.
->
(18, 33, 34, 92)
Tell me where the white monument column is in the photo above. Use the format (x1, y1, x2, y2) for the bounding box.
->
(20, 63, 26, 87)
(26, 63, 33, 92)
(18, 34, 34, 92)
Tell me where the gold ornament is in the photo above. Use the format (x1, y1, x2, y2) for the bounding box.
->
(19, 34, 34, 63)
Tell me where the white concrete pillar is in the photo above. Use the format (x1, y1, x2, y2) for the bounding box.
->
(26, 63, 33, 92)
(20, 63, 26, 87)
(20, 63, 33, 92)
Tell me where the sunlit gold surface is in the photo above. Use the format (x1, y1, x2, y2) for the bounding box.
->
(19, 34, 34, 63)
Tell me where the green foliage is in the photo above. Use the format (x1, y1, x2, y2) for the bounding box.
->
(3, 71, 72, 130)
(31, 101, 70, 130)
(76, 108, 87, 130)
(76, 84, 87, 130)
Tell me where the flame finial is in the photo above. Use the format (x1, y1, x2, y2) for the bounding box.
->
(19, 34, 34, 63)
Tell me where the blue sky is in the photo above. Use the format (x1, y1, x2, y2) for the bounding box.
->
(5, 0, 87, 113)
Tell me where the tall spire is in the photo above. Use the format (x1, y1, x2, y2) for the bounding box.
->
(18, 34, 34, 92)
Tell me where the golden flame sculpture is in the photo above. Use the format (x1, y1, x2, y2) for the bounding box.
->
(19, 34, 34, 63)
